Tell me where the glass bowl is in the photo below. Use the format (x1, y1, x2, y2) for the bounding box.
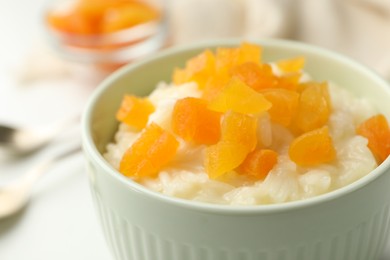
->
(43, 0, 168, 71)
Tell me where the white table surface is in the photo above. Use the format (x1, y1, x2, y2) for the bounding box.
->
(0, 1, 111, 259)
(0, 1, 390, 260)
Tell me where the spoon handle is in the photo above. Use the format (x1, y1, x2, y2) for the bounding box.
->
(21, 145, 81, 187)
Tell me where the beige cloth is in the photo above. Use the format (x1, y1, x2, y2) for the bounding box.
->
(169, 0, 390, 79)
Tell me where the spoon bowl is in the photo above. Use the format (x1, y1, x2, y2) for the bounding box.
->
(0, 117, 79, 159)
(0, 145, 80, 218)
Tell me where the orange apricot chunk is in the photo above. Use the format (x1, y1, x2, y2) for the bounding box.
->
(173, 50, 215, 89)
(116, 95, 155, 130)
(76, 0, 128, 17)
(357, 114, 390, 163)
(292, 82, 331, 133)
(216, 42, 261, 75)
(289, 126, 336, 167)
(101, 1, 160, 33)
(201, 75, 230, 102)
(276, 57, 305, 73)
(237, 149, 278, 180)
(47, 6, 97, 35)
(238, 42, 262, 65)
(208, 78, 272, 114)
(119, 123, 179, 179)
(261, 88, 300, 127)
(205, 111, 258, 178)
(171, 97, 222, 145)
(215, 47, 239, 77)
(173, 68, 189, 86)
(47, 0, 147, 35)
(221, 111, 258, 151)
(275, 73, 301, 91)
(205, 142, 249, 179)
(231, 62, 277, 91)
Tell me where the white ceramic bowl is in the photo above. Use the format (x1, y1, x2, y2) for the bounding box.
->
(82, 39, 390, 260)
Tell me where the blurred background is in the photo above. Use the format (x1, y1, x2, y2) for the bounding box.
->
(1, 0, 390, 259)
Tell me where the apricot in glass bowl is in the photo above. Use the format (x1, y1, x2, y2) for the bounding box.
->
(44, 0, 167, 70)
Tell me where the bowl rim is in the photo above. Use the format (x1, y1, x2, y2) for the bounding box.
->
(82, 38, 390, 215)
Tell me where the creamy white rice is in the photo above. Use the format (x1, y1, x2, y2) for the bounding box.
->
(104, 80, 378, 205)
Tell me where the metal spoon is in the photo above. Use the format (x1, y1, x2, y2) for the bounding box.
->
(0, 145, 81, 219)
(0, 117, 78, 158)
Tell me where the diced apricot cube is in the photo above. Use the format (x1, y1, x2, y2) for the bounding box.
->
(116, 95, 155, 130)
(276, 57, 305, 73)
(237, 149, 278, 180)
(275, 73, 301, 90)
(201, 75, 230, 102)
(119, 123, 179, 179)
(261, 88, 300, 126)
(173, 68, 189, 86)
(101, 2, 160, 33)
(205, 142, 249, 179)
(292, 82, 331, 133)
(221, 111, 258, 151)
(204, 111, 258, 178)
(231, 62, 277, 91)
(186, 50, 215, 76)
(208, 78, 271, 114)
(237, 42, 262, 65)
(47, 8, 97, 35)
(215, 47, 239, 78)
(172, 97, 222, 145)
(76, 0, 127, 17)
(47, 0, 159, 35)
(357, 114, 390, 163)
(173, 50, 215, 89)
(289, 126, 336, 166)
(216, 42, 261, 76)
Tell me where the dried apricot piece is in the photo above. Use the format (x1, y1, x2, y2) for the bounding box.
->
(201, 75, 230, 102)
(292, 82, 331, 133)
(237, 42, 262, 65)
(275, 73, 301, 91)
(289, 126, 336, 166)
(296, 81, 331, 103)
(208, 78, 272, 114)
(357, 114, 390, 163)
(76, 0, 127, 18)
(47, 0, 155, 35)
(237, 149, 278, 179)
(173, 68, 189, 86)
(205, 142, 249, 179)
(221, 111, 258, 151)
(116, 95, 155, 130)
(216, 42, 261, 75)
(276, 57, 305, 73)
(185, 49, 216, 89)
(47, 6, 96, 35)
(215, 47, 239, 76)
(119, 123, 179, 179)
(173, 50, 215, 89)
(231, 62, 262, 89)
(231, 62, 277, 91)
(172, 97, 222, 145)
(261, 89, 299, 127)
(205, 111, 258, 179)
(101, 1, 160, 33)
